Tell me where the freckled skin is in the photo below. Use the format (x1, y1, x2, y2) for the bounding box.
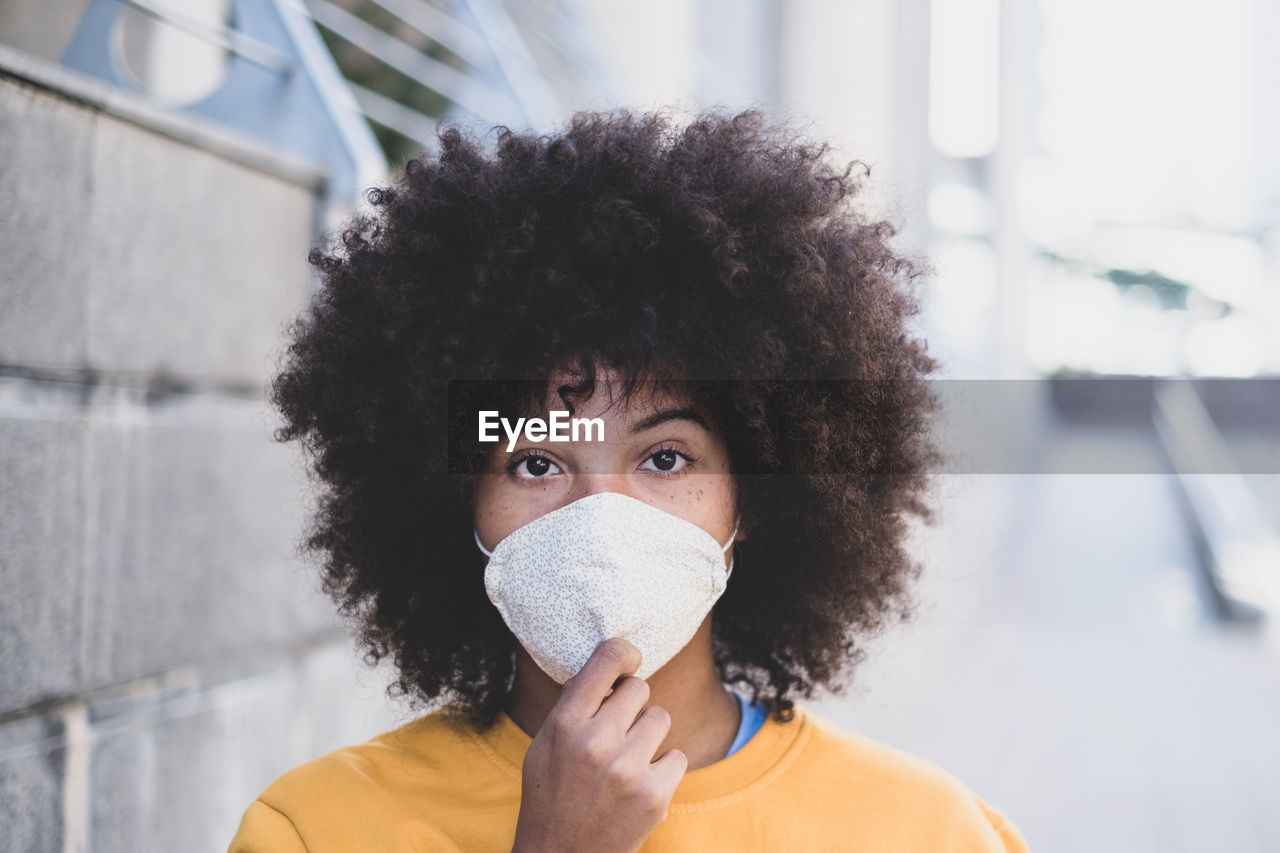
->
(473, 364, 749, 770)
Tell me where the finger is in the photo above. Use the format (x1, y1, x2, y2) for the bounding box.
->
(554, 638, 643, 721)
(649, 747, 688, 795)
(595, 675, 650, 729)
(623, 704, 673, 761)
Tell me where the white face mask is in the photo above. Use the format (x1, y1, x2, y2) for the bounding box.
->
(473, 491, 740, 684)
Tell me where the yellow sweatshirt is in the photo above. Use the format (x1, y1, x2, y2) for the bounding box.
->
(228, 702, 1029, 851)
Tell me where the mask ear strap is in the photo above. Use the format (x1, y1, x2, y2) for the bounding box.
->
(473, 529, 493, 558)
(720, 515, 741, 554)
(722, 515, 741, 576)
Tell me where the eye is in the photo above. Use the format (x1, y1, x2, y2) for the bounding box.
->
(507, 452, 562, 480)
(640, 446, 694, 477)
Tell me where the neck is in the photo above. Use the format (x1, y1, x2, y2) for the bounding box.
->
(504, 615, 741, 770)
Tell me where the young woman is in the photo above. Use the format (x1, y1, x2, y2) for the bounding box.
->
(229, 108, 1029, 852)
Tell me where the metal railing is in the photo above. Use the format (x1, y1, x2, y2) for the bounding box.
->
(58, 0, 619, 203)
(303, 0, 617, 149)
(60, 0, 387, 207)
(1153, 378, 1280, 623)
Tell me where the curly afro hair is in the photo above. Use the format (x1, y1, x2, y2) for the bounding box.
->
(269, 107, 944, 729)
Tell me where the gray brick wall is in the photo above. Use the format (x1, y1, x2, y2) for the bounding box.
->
(0, 74, 320, 386)
(0, 59, 404, 853)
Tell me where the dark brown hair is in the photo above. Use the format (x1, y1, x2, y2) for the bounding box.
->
(269, 107, 943, 728)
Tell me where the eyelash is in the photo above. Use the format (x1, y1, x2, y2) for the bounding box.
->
(505, 443, 696, 481)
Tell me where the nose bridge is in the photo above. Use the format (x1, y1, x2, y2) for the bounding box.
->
(570, 470, 633, 503)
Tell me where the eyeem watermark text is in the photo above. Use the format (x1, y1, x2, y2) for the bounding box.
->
(478, 411, 606, 452)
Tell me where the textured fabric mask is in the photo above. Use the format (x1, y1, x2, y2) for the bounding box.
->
(473, 491, 740, 684)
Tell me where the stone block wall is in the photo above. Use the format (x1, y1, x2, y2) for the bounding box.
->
(0, 58, 404, 853)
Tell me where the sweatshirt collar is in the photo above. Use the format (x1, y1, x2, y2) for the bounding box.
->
(467, 701, 813, 810)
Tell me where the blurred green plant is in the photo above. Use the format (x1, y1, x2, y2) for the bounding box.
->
(1040, 248, 1232, 317)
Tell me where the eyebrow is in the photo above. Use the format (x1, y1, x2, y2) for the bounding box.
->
(627, 406, 710, 436)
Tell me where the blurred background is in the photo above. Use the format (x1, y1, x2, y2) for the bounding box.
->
(1, 1, 1277, 851)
